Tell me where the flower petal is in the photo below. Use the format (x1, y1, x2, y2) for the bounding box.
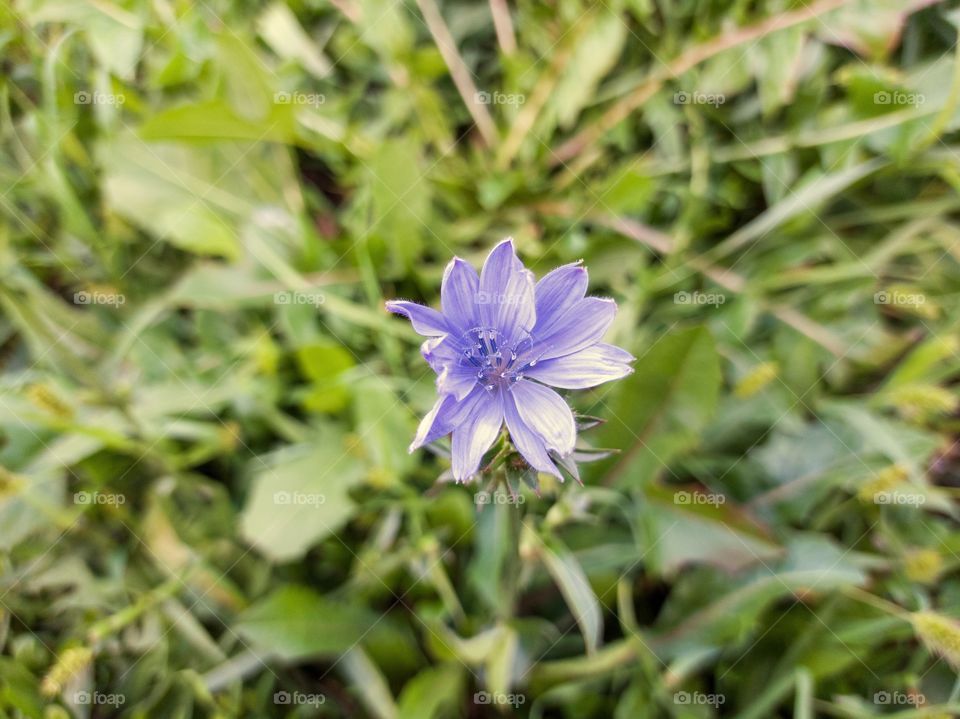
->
(422, 335, 476, 399)
(534, 297, 617, 361)
(441, 257, 480, 333)
(525, 343, 635, 389)
(409, 393, 459, 451)
(533, 262, 588, 338)
(504, 392, 562, 479)
(478, 238, 536, 341)
(450, 388, 504, 481)
(386, 300, 450, 336)
(508, 381, 575, 455)
(420, 335, 460, 374)
(436, 363, 476, 400)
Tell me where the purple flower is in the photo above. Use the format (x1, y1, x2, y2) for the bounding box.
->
(386, 238, 634, 482)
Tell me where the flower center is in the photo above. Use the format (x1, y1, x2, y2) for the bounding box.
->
(459, 326, 536, 392)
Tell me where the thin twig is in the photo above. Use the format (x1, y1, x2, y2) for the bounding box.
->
(416, 0, 499, 147)
(489, 0, 516, 55)
(329, 0, 361, 23)
(496, 16, 592, 169)
(551, 0, 854, 170)
(535, 204, 849, 358)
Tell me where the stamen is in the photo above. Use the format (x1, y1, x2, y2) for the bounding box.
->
(458, 326, 536, 391)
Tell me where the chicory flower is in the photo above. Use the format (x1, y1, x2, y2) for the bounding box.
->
(387, 239, 633, 482)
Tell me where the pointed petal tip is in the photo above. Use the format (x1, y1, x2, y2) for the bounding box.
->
(445, 255, 473, 272)
(487, 237, 518, 259)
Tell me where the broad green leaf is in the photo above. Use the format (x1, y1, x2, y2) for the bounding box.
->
(551, 11, 628, 130)
(397, 665, 463, 719)
(341, 648, 399, 719)
(295, 343, 355, 382)
(749, 26, 806, 116)
(239, 436, 364, 562)
(257, 3, 332, 79)
(352, 376, 416, 485)
(17, 0, 143, 79)
(99, 134, 293, 259)
(467, 501, 514, 614)
(235, 585, 379, 660)
(139, 100, 296, 143)
(216, 32, 275, 122)
(820, 0, 935, 59)
(368, 138, 430, 266)
(528, 528, 603, 655)
(596, 325, 721, 487)
(484, 622, 519, 697)
(641, 485, 781, 574)
(708, 158, 887, 262)
(653, 535, 868, 658)
(295, 343, 355, 413)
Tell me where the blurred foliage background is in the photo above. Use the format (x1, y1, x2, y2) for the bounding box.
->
(3, 0, 960, 716)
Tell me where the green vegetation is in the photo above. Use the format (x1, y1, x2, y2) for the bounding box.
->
(2, 0, 960, 716)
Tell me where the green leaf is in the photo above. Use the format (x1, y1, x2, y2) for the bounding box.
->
(597, 326, 721, 487)
(139, 100, 296, 143)
(397, 665, 463, 719)
(239, 436, 364, 562)
(352, 377, 416, 485)
(235, 585, 379, 660)
(295, 343, 355, 413)
(551, 11, 628, 130)
(257, 2, 332, 79)
(19, 0, 143, 79)
(819, 0, 934, 60)
(653, 535, 868, 658)
(340, 648, 399, 719)
(99, 133, 294, 259)
(295, 343, 355, 382)
(368, 138, 431, 265)
(484, 622, 519, 697)
(749, 25, 805, 116)
(641, 484, 781, 574)
(529, 528, 603, 655)
(708, 158, 887, 261)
